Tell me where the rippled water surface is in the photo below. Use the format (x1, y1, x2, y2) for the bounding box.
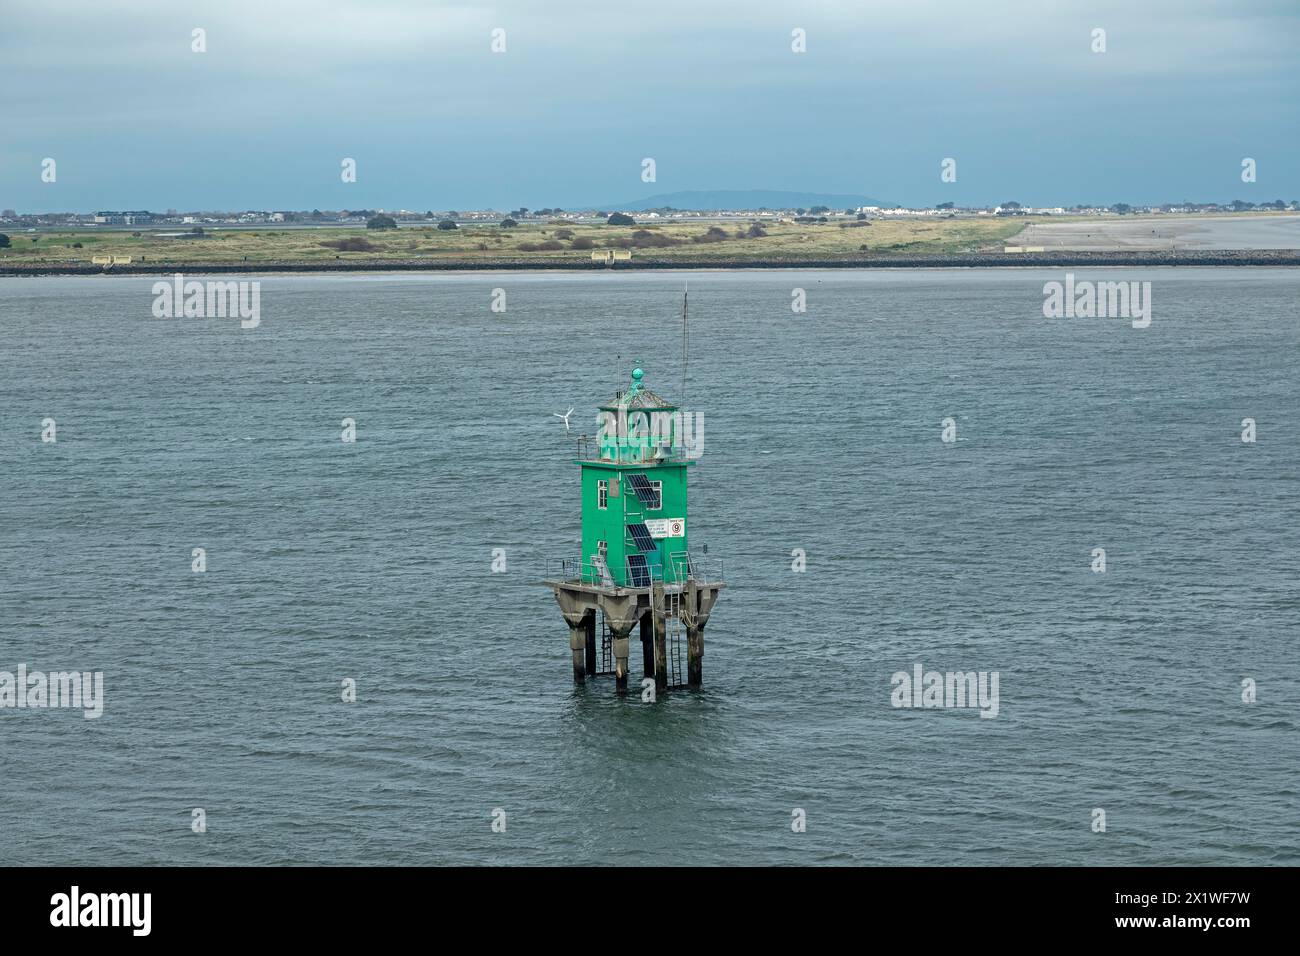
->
(1, 269, 1296, 865)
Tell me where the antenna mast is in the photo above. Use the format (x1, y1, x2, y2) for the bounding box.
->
(680, 282, 688, 407)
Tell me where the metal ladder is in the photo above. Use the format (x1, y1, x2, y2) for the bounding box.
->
(664, 587, 684, 688)
(599, 610, 613, 675)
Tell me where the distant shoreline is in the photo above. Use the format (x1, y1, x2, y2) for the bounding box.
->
(3, 249, 1299, 276)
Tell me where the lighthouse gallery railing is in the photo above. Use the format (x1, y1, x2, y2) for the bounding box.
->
(545, 553, 723, 588)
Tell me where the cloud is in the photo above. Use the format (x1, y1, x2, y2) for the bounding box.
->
(1, 0, 1296, 209)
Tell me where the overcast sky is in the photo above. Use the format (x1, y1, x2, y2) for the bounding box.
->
(2, 0, 1297, 211)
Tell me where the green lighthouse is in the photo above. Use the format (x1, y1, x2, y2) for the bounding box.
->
(545, 367, 722, 692)
(580, 367, 691, 588)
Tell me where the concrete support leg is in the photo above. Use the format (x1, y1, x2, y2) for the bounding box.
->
(685, 579, 706, 687)
(554, 589, 598, 683)
(640, 615, 654, 677)
(596, 592, 639, 693)
(584, 612, 597, 676)
(654, 613, 668, 692)
(612, 632, 631, 691)
(687, 625, 704, 688)
(569, 625, 586, 684)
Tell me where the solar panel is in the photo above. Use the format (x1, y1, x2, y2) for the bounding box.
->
(626, 554, 650, 587)
(625, 473, 659, 507)
(627, 522, 657, 553)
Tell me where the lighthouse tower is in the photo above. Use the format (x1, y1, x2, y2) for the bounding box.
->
(544, 368, 723, 692)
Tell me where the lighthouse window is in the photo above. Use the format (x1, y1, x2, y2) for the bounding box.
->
(649, 481, 662, 510)
(597, 480, 608, 510)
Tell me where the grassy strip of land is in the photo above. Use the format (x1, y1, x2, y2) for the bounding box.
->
(5, 215, 1297, 273)
(0, 217, 1036, 268)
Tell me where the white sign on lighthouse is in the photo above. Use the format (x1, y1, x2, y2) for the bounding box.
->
(645, 518, 685, 539)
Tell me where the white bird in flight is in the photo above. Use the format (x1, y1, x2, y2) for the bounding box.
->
(552, 407, 575, 433)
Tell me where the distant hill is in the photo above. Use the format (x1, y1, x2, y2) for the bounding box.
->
(597, 190, 888, 212)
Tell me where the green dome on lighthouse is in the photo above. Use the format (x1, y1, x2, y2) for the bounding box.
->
(601, 367, 676, 412)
